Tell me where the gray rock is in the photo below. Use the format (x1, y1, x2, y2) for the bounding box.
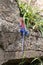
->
(0, 0, 43, 65)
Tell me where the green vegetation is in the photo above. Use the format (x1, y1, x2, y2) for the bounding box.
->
(16, 1, 43, 65)
(17, 0, 43, 36)
(17, 1, 43, 64)
(31, 58, 43, 65)
(18, 58, 43, 65)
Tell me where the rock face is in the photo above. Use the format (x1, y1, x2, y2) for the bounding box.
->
(0, 0, 43, 65)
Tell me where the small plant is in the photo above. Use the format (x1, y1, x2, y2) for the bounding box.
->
(17, 0, 43, 36)
(31, 58, 43, 65)
(33, 19, 43, 36)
